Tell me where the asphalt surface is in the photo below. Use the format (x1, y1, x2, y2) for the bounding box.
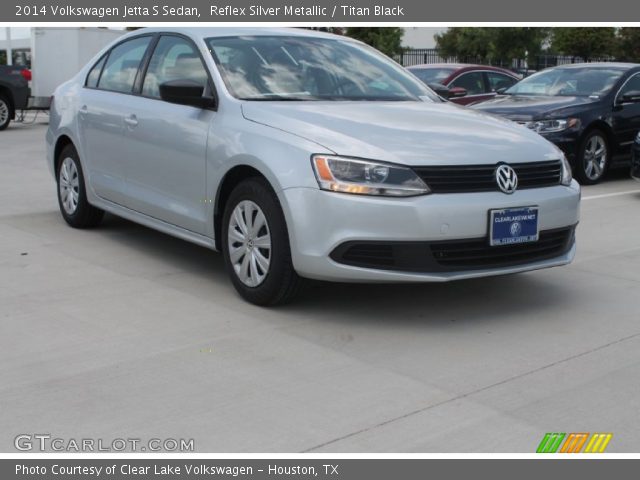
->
(1, 118, 640, 453)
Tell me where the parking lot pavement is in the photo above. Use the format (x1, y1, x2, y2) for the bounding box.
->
(1, 120, 640, 453)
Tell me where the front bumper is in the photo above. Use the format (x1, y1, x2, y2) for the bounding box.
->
(539, 130, 580, 163)
(280, 181, 580, 282)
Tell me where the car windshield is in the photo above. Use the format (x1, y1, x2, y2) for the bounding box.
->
(206, 35, 436, 101)
(505, 67, 624, 97)
(408, 67, 456, 85)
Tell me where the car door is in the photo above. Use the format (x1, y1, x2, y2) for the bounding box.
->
(78, 36, 153, 204)
(612, 72, 640, 153)
(119, 34, 214, 234)
(447, 71, 488, 105)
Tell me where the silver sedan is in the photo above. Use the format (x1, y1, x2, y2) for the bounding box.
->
(46, 27, 580, 305)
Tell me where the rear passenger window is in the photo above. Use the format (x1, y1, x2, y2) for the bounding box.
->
(98, 36, 152, 94)
(86, 55, 106, 88)
(142, 35, 209, 99)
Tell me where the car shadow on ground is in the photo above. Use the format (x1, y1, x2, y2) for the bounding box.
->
(93, 213, 573, 327)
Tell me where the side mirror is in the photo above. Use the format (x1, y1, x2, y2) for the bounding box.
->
(428, 82, 452, 99)
(159, 80, 216, 109)
(448, 86, 468, 99)
(617, 90, 640, 104)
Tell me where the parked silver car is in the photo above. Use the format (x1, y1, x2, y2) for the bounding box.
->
(46, 27, 580, 305)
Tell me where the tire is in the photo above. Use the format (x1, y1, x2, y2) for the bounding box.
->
(575, 129, 610, 185)
(221, 178, 302, 306)
(0, 94, 11, 131)
(56, 144, 104, 228)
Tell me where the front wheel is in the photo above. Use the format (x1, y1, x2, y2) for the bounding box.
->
(575, 130, 610, 185)
(222, 178, 302, 306)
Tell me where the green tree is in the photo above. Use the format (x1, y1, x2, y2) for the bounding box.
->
(435, 27, 550, 64)
(435, 28, 492, 60)
(345, 28, 404, 57)
(491, 27, 550, 63)
(433, 28, 461, 58)
(616, 28, 640, 62)
(551, 28, 616, 60)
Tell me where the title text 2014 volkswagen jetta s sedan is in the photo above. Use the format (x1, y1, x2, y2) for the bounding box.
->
(46, 28, 580, 305)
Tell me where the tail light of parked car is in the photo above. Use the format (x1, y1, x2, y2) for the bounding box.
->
(20, 69, 32, 82)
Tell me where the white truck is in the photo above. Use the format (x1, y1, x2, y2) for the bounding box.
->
(30, 27, 124, 108)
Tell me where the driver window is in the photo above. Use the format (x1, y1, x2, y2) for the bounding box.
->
(619, 74, 640, 99)
(450, 72, 485, 95)
(142, 36, 209, 99)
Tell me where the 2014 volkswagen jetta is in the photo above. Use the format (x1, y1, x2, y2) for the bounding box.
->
(46, 28, 580, 305)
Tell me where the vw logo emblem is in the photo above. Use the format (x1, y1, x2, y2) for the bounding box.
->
(510, 221, 522, 237)
(496, 164, 518, 194)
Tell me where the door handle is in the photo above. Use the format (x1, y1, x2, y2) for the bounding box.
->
(79, 105, 88, 115)
(124, 114, 138, 127)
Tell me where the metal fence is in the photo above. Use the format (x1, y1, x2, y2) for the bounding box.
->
(395, 48, 616, 74)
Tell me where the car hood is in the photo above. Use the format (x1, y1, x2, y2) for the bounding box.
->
(472, 94, 599, 121)
(241, 101, 560, 166)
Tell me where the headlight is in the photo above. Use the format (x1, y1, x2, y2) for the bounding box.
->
(560, 154, 572, 186)
(525, 118, 580, 134)
(311, 155, 430, 197)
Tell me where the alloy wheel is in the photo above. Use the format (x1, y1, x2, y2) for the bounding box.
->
(583, 134, 607, 181)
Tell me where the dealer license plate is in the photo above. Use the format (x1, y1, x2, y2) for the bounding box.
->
(489, 207, 539, 246)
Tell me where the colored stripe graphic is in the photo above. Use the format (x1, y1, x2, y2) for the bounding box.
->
(584, 433, 613, 453)
(537, 433, 565, 453)
(560, 433, 589, 453)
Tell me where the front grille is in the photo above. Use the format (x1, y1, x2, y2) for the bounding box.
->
(413, 160, 562, 193)
(430, 228, 573, 269)
(330, 227, 575, 273)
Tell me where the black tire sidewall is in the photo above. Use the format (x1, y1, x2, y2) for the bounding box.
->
(221, 178, 296, 305)
(576, 129, 609, 185)
(0, 95, 10, 131)
(56, 145, 100, 227)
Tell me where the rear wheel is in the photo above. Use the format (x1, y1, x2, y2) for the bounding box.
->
(575, 129, 609, 185)
(0, 94, 11, 131)
(222, 178, 302, 306)
(56, 144, 104, 228)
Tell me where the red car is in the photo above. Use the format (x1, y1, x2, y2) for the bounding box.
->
(407, 64, 520, 105)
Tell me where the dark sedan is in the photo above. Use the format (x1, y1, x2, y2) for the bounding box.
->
(632, 131, 640, 180)
(473, 63, 640, 184)
(407, 64, 520, 105)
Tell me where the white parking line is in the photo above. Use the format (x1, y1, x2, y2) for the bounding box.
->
(582, 189, 640, 201)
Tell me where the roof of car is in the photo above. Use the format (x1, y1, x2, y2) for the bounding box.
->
(407, 63, 517, 74)
(119, 26, 354, 42)
(553, 62, 639, 69)
(407, 63, 468, 69)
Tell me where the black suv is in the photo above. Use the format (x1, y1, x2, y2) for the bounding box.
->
(473, 63, 640, 184)
(0, 65, 31, 131)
